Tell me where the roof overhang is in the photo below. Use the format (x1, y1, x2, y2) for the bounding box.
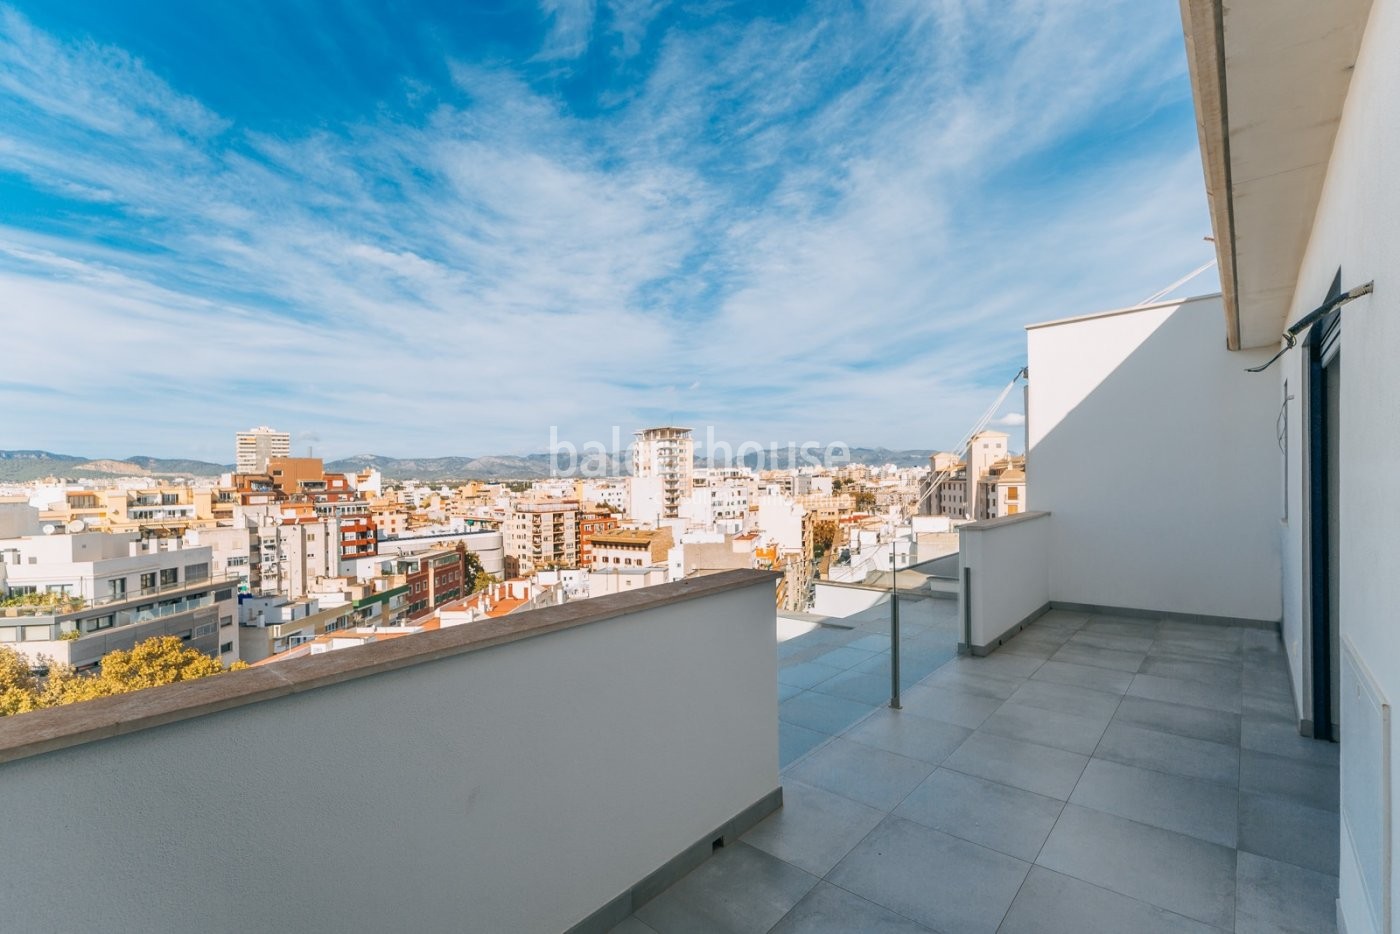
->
(1180, 0, 1373, 349)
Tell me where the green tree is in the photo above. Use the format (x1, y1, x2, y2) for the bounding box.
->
(1, 636, 247, 717)
(473, 570, 499, 594)
(0, 645, 40, 716)
(854, 490, 877, 511)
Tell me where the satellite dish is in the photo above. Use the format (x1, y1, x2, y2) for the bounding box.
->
(69, 520, 86, 533)
(42, 524, 56, 535)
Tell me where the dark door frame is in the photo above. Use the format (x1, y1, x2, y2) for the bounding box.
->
(1305, 269, 1342, 741)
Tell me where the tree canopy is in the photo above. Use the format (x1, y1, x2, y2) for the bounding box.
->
(0, 636, 246, 716)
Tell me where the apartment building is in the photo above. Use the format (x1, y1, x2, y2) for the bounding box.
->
(0, 507, 238, 668)
(234, 426, 290, 474)
(632, 427, 694, 519)
(589, 528, 673, 570)
(577, 509, 620, 567)
(503, 499, 578, 575)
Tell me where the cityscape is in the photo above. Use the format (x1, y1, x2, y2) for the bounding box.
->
(0, 422, 1026, 673)
(2, 2, 1393, 934)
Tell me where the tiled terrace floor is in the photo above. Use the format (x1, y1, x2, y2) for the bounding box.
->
(615, 603, 1341, 934)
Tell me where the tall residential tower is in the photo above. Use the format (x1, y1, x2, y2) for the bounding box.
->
(235, 426, 291, 474)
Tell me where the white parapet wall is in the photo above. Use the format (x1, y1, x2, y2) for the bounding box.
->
(959, 511, 1051, 654)
(812, 579, 891, 618)
(1026, 294, 1282, 624)
(0, 570, 780, 934)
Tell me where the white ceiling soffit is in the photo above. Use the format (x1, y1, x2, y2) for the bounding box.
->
(1180, 0, 1373, 350)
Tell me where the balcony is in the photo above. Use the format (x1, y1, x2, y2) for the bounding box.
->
(614, 597, 1338, 933)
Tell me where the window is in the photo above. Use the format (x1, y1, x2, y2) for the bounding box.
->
(85, 615, 115, 632)
(177, 630, 193, 641)
(184, 563, 210, 583)
(0, 626, 17, 642)
(194, 623, 216, 638)
(140, 572, 157, 592)
(220, 642, 234, 654)
(215, 588, 233, 602)
(107, 578, 127, 598)
(220, 615, 233, 628)
(23, 625, 50, 642)
(159, 568, 178, 586)
(1007, 488, 1019, 502)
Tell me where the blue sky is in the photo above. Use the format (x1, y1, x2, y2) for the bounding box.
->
(0, 1, 1217, 462)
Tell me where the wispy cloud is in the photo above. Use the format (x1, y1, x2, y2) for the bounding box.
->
(0, 1, 1213, 460)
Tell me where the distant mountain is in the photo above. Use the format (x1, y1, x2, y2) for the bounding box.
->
(1, 447, 940, 485)
(326, 448, 937, 480)
(0, 451, 229, 482)
(119, 456, 230, 477)
(326, 453, 568, 481)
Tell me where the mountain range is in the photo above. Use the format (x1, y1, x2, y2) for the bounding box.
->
(0, 447, 940, 483)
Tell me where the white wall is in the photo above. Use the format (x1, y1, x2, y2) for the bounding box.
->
(1284, 3, 1400, 930)
(1026, 295, 1281, 622)
(959, 512, 1050, 651)
(812, 580, 890, 619)
(1, 579, 779, 934)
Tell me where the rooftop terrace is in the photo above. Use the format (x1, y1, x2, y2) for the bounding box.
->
(618, 600, 1339, 934)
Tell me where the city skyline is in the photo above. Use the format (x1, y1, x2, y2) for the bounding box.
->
(1, 2, 1212, 459)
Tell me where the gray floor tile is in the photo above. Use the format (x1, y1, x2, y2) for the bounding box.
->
(1242, 690, 1298, 721)
(998, 866, 1223, 934)
(1235, 851, 1338, 934)
(1112, 695, 1241, 746)
(1036, 804, 1236, 929)
(978, 701, 1110, 756)
(947, 652, 1046, 680)
(1049, 642, 1147, 673)
(828, 816, 1030, 934)
(813, 667, 899, 705)
(777, 661, 844, 690)
(1031, 612, 1089, 632)
(778, 681, 803, 702)
(997, 638, 1058, 661)
(843, 708, 972, 764)
(1007, 678, 1123, 721)
(897, 683, 1005, 729)
(1240, 749, 1339, 812)
(608, 919, 659, 934)
(1069, 629, 1156, 653)
(742, 780, 885, 877)
(1094, 721, 1239, 786)
(1138, 656, 1242, 690)
(785, 737, 934, 810)
(1156, 622, 1243, 645)
(1127, 672, 1242, 714)
(633, 842, 818, 934)
(1241, 716, 1339, 766)
(894, 767, 1062, 861)
(1242, 629, 1282, 652)
(780, 691, 875, 736)
(780, 722, 829, 769)
(941, 731, 1088, 800)
(1069, 758, 1238, 847)
(1243, 665, 1296, 700)
(809, 645, 880, 670)
(768, 882, 935, 934)
(1031, 659, 1135, 694)
(849, 633, 892, 653)
(921, 666, 1023, 700)
(1238, 792, 1340, 876)
(1081, 618, 1159, 638)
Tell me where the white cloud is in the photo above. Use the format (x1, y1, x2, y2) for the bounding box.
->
(0, 2, 1214, 459)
